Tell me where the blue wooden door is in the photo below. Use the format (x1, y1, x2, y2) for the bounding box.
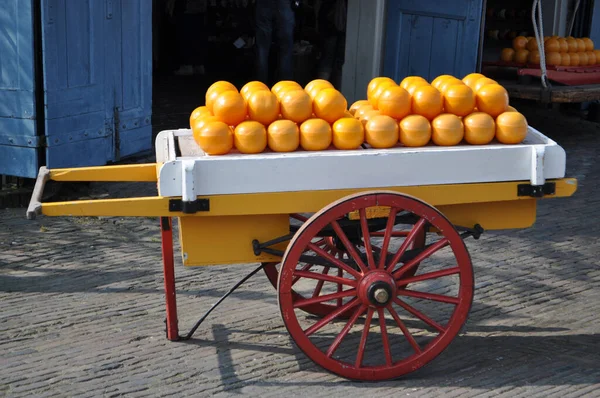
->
(41, 0, 116, 169)
(383, 0, 484, 82)
(591, 1, 600, 46)
(110, 0, 153, 159)
(0, 0, 39, 178)
(41, 0, 152, 170)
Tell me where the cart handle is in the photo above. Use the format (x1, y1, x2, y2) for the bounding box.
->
(26, 163, 159, 220)
(26, 167, 50, 220)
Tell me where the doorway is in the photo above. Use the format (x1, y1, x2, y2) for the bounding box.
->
(151, 0, 348, 134)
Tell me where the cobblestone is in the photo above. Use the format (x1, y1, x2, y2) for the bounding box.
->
(1, 103, 599, 397)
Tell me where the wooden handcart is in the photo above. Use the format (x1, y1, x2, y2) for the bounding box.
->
(26, 127, 577, 381)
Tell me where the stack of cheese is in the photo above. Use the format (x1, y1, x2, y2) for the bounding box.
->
(501, 35, 598, 66)
(190, 74, 529, 155)
(349, 73, 528, 148)
(190, 80, 365, 155)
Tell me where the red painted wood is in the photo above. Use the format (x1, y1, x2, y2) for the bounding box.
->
(517, 68, 600, 85)
(160, 217, 179, 341)
(263, 238, 354, 318)
(482, 61, 600, 85)
(377, 207, 399, 269)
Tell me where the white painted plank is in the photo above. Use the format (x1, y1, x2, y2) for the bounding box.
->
(178, 135, 204, 157)
(154, 130, 180, 163)
(156, 127, 567, 197)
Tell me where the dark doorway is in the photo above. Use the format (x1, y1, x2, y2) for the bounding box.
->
(151, 0, 347, 138)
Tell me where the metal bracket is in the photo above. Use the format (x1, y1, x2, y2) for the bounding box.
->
(161, 216, 171, 231)
(540, 85, 552, 104)
(0, 134, 41, 148)
(105, 0, 113, 19)
(456, 224, 485, 240)
(517, 182, 556, 197)
(181, 160, 196, 202)
(169, 199, 210, 214)
(530, 145, 546, 186)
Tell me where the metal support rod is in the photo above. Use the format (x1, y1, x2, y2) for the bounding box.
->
(257, 233, 294, 250)
(160, 217, 179, 341)
(457, 224, 484, 240)
(180, 262, 267, 340)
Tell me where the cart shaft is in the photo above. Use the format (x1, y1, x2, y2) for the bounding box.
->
(49, 163, 158, 182)
(26, 163, 159, 219)
(35, 178, 578, 218)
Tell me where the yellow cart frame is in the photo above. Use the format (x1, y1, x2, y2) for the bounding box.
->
(28, 163, 577, 266)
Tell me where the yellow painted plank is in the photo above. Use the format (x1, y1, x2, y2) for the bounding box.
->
(348, 207, 393, 220)
(49, 163, 158, 182)
(179, 201, 537, 266)
(348, 199, 540, 227)
(179, 215, 289, 266)
(40, 178, 577, 218)
(200, 178, 577, 217)
(42, 196, 168, 217)
(438, 200, 537, 230)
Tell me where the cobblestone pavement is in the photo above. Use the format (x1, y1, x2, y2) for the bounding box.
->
(1, 103, 599, 397)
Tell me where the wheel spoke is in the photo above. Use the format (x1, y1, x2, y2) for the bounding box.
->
(394, 298, 446, 333)
(293, 243, 334, 285)
(294, 288, 357, 308)
(337, 267, 343, 307)
(392, 238, 450, 279)
(304, 298, 360, 337)
(387, 305, 422, 354)
(302, 239, 326, 254)
(311, 267, 329, 298)
(377, 208, 399, 269)
(294, 269, 356, 287)
(397, 289, 460, 305)
(385, 218, 427, 271)
(371, 231, 410, 237)
(291, 213, 309, 222)
(326, 305, 367, 357)
(397, 267, 461, 287)
(307, 242, 362, 279)
(359, 208, 376, 269)
(292, 263, 314, 286)
(377, 308, 393, 366)
(355, 308, 374, 368)
(330, 220, 369, 274)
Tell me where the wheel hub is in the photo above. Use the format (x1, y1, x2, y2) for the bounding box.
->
(358, 271, 396, 307)
(372, 286, 390, 304)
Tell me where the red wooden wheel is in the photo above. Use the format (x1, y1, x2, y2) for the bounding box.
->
(277, 191, 474, 381)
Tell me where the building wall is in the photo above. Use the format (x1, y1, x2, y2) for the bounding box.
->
(542, 0, 570, 36)
(341, 0, 386, 104)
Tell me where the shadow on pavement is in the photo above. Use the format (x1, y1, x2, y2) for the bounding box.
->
(178, 323, 599, 389)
